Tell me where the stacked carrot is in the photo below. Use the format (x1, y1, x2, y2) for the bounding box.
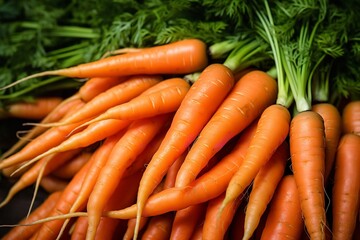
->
(0, 39, 359, 240)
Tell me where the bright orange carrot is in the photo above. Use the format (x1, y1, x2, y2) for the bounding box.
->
(332, 133, 360, 240)
(134, 63, 235, 238)
(4, 39, 208, 89)
(242, 141, 289, 240)
(40, 175, 69, 193)
(312, 103, 342, 183)
(290, 110, 327, 240)
(141, 212, 174, 240)
(2, 191, 62, 240)
(260, 175, 303, 240)
(52, 151, 92, 179)
(2, 97, 63, 120)
(78, 76, 127, 102)
(220, 103, 289, 214)
(79, 79, 190, 125)
(175, 70, 278, 188)
(341, 100, 360, 135)
(86, 114, 171, 240)
(169, 203, 207, 240)
(203, 192, 242, 240)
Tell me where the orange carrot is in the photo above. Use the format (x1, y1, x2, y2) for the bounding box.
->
(2, 191, 62, 240)
(260, 175, 303, 240)
(341, 100, 360, 135)
(242, 141, 289, 240)
(169, 203, 207, 240)
(175, 70, 278, 188)
(2, 97, 63, 120)
(289, 110, 326, 240)
(141, 212, 174, 240)
(70, 217, 88, 240)
(40, 175, 69, 193)
(332, 133, 360, 240)
(86, 114, 171, 240)
(78, 76, 127, 102)
(203, 192, 242, 240)
(312, 103, 342, 183)
(4, 39, 208, 89)
(52, 151, 92, 179)
(134, 63, 235, 238)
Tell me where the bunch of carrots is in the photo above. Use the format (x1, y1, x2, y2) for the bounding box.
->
(0, 35, 359, 240)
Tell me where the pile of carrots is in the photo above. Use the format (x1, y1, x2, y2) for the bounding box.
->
(0, 38, 359, 240)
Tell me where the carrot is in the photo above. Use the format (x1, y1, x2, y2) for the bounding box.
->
(341, 100, 360, 135)
(1, 191, 62, 240)
(1, 97, 63, 120)
(79, 78, 190, 126)
(289, 110, 327, 240)
(141, 212, 174, 240)
(3, 39, 208, 89)
(134, 63, 235, 238)
(70, 217, 88, 240)
(52, 151, 92, 179)
(312, 103, 342, 183)
(40, 175, 69, 193)
(203, 192, 242, 240)
(0, 149, 81, 208)
(169, 203, 207, 240)
(242, 141, 289, 240)
(78, 76, 127, 102)
(175, 70, 278, 188)
(86, 114, 171, 240)
(260, 175, 303, 240)
(332, 133, 360, 240)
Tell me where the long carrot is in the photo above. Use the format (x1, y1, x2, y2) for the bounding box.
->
(134, 63, 235, 238)
(242, 141, 289, 240)
(2, 39, 208, 90)
(332, 133, 360, 240)
(260, 175, 303, 240)
(52, 151, 92, 179)
(341, 100, 360, 135)
(2, 191, 62, 240)
(312, 103, 342, 183)
(86, 114, 171, 240)
(175, 70, 278, 188)
(290, 110, 327, 240)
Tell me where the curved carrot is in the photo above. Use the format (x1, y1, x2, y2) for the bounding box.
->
(242, 141, 289, 240)
(2, 191, 62, 240)
(332, 133, 360, 240)
(134, 63, 235, 238)
(290, 110, 326, 240)
(312, 103, 342, 183)
(86, 114, 171, 240)
(175, 70, 278, 188)
(260, 175, 303, 240)
(341, 100, 360, 135)
(3, 39, 208, 89)
(40, 175, 69, 193)
(78, 76, 127, 102)
(220, 103, 289, 214)
(52, 151, 92, 179)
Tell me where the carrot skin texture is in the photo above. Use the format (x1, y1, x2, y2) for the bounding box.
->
(50, 39, 208, 78)
(260, 175, 303, 240)
(2, 191, 62, 240)
(341, 100, 360, 135)
(332, 133, 360, 240)
(242, 141, 289, 240)
(290, 111, 327, 240)
(141, 212, 174, 240)
(175, 70, 278, 188)
(312, 103, 342, 182)
(52, 151, 92, 179)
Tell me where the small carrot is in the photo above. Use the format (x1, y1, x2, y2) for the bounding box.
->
(86, 114, 171, 240)
(52, 151, 92, 179)
(2, 97, 63, 120)
(40, 175, 69, 193)
(242, 141, 289, 240)
(260, 175, 303, 240)
(1, 191, 62, 240)
(141, 212, 174, 240)
(341, 100, 360, 135)
(3, 39, 208, 89)
(312, 103, 342, 183)
(175, 70, 278, 188)
(332, 133, 360, 240)
(203, 192, 242, 240)
(134, 63, 235, 238)
(78, 76, 127, 102)
(289, 110, 327, 240)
